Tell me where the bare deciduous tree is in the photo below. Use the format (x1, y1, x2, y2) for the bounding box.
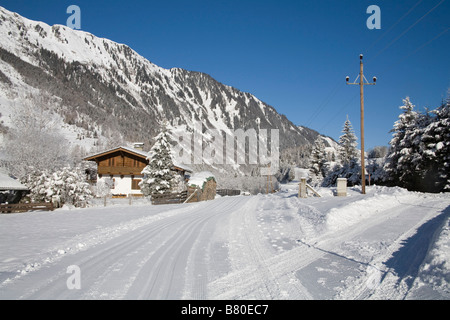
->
(2, 95, 69, 178)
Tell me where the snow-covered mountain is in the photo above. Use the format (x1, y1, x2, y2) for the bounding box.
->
(0, 6, 324, 174)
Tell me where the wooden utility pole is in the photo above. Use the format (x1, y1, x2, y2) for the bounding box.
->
(346, 54, 377, 194)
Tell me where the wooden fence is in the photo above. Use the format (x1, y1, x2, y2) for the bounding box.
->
(216, 189, 241, 197)
(151, 189, 240, 205)
(0, 202, 54, 214)
(151, 191, 188, 205)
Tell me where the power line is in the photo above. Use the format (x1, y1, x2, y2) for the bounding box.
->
(306, 0, 429, 131)
(366, 0, 423, 52)
(318, 92, 358, 133)
(317, 26, 448, 140)
(304, 0, 446, 137)
(405, 27, 450, 59)
(374, 26, 450, 77)
(304, 81, 341, 128)
(323, 2, 447, 132)
(372, 0, 446, 60)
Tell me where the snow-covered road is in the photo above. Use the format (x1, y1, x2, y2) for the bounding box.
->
(0, 184, 449, 300)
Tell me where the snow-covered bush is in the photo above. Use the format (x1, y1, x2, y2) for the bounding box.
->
(274, 164, 296, 184)
(367, 157, 387, 185)
(22, 165, 92, 207)
(216, 173, 279, 195)
(171, 174, 187, 193)
(92, 179, 113, 198)
(321, 160, 361, 187)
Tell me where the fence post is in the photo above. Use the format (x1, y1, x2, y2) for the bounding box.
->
(299, 178, 307, 198)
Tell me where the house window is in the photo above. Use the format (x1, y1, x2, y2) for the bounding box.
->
(132, 179, 142, 190)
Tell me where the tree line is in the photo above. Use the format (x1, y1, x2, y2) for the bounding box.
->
(307, 95, 449, 193)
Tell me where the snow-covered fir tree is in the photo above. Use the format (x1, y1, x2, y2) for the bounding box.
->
(140, 126, 176, 196)
(384, 95, 449, 192)
(338, 116, 358, 165)
(384, 97, 421, 189)
(308, 137, 327, 185)
(319, 117, 361, 187)
(420, 98, 450, 192)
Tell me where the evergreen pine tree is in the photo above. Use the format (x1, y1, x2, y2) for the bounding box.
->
(437, 98, 450, 191)
(420, 98, 450, 192)
(309, 137, 327, 185)
(384, 97, 420, 189)
(140, 126, 176, 196)
(338, 116, 358, 165)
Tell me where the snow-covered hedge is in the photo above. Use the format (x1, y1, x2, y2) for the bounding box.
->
(21, 165, 92, 208)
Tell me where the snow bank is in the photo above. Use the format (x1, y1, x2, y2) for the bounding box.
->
(413, 216, 450, 296)
(325, 186, 411, 232)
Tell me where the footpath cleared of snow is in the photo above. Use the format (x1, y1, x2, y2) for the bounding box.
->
(0, 184, 448, 300)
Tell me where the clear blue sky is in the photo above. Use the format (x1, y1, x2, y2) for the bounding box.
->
(1, 0, 449, 149)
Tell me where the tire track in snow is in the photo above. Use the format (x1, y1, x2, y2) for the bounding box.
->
(124, 196, 249, 299)
(317, 195, 450, 300)
(209, 189, 450, 300)
(0, 201, 204, 293)
(353, 197, 450, 300)
(1, 197, 249, 299)
(9, 206, 196, 299)
(209, 195, 317, 299)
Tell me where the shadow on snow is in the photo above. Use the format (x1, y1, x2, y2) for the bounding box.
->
(383, 204, 450, 289)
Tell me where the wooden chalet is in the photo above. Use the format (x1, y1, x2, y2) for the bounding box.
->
(84, 144, 192, 197)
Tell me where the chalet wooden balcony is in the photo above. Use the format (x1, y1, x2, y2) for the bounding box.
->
(97, 166, 145, 176)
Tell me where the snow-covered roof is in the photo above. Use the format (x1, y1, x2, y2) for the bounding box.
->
(172, 161, 193, 173)
(188, 171, 216, 189)
(119, 146, 149, 158)
(84, 146, 150, 160)
(0, 171, 29, 191)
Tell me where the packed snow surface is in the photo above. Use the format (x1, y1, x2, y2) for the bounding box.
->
(0, 183, 448, 300)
